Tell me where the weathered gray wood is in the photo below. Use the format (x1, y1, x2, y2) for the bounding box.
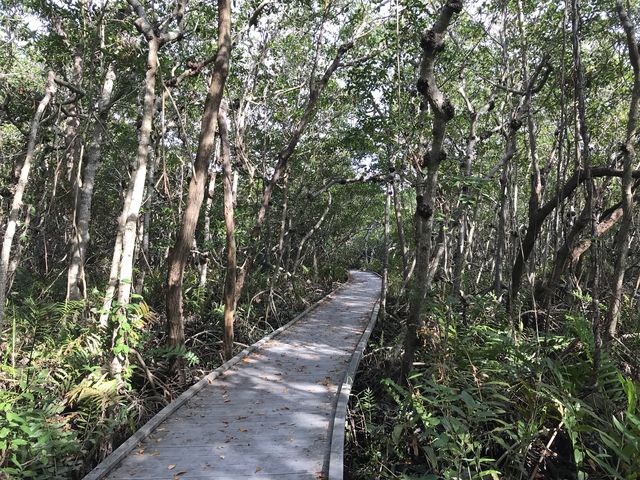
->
(86, 271, 380, 480)
(328, 274, 381, 480)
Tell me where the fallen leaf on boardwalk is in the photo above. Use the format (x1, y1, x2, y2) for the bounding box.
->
(237, 415, 247, 419)
(219, 455, 225, 459)
(283, 387, 289, 393)
(137, 449, 145, 455)
(173, 471, 187, 478)
(168, 464, 176, 470)
(239, 428, 248, 432)
(255, 467, 262, 473)
(152, 451, 161, 456)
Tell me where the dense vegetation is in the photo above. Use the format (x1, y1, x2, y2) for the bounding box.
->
(0, 0, 639, 478)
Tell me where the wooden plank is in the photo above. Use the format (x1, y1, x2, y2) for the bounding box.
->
(327, 280, 381, 480)
(86, 271, 381, 480)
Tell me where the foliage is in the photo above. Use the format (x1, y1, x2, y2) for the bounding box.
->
(347, 295, 640, 479)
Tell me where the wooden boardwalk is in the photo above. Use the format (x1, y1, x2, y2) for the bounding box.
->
(85, 271, 381, 480)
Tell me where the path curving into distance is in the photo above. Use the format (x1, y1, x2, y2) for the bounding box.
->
(84, 270, 381, 480)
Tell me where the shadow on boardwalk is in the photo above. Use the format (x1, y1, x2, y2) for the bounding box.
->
(84, 271, 381, 480)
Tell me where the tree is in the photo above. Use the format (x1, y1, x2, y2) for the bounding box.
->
(165, 0, 231, 351)
(400, 0, 462, 379)
(0, 71, 56, 334)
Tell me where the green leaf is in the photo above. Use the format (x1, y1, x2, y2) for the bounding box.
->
(460, 390, 476, 408)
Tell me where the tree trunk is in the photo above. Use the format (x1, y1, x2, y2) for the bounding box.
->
(494, 146, 511, 296)
(0, 71, 56, 334)
(67, 64, 116, 301)
(117, 37, 159, 308)
(64, 51, 84, 182)
(607, 2, 640, 339)
(400, 0, 461, 380)
(101, 0, 186, 322)
(381, 185, 390, 320)
(199, 169, 217, 289)
(220, 105, 236, 360)
(292, 193, 332, 276)
(391, 176, 408, 286)
(166, 0, 232, 348)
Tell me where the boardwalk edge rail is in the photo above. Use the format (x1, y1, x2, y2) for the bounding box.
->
(83, 272, 355, 480)
(327, 271, 382, 480)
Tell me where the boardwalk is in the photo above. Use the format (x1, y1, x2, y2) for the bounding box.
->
(85, 271, 381, 480)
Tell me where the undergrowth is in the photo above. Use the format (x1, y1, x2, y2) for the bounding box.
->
(0, 269, 341, 479)
(346, 292, 640, 480)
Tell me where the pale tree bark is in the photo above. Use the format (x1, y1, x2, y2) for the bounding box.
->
(391, 175, 408, 284)
(101, 35, 159, 319)
(454, 84, 489, 297)
(134, 130, 161, 296)
(102, 0, 186, 324)
(381, 185, 391, 321)
(64, 51, 84, 182)
(607, 2, 640, 339)
(0, 71, 56, 335)
(219, 105, 236, 360)
(400, 0, 462, 380)
(494, 147, 511, 295)
(6, 206, 31, 294)
(266, 171, 289, 323)
(198, 169, 217, 289)
(67, 64, 116, 301)
(166, 0, 231, 348)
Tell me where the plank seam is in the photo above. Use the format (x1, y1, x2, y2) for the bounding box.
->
(82, 271, 354, 480)
(326, 290, 381, 480)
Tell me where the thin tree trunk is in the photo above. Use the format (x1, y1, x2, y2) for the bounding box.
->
(102, 0, 186, 322)
(391, 176, 408, 286)
(266, 171, 289, 323)
(494, 144, 512, 296)
(116, 36, 159, 308)
(199, 169, 217, 289)
(454, 108, 476, 296)
(0, 71, 56, 334)
(67, 64, 116, 301)
(166, 0, 231, 348)
(220, 105, 236, 360)
(381, 185, 390, 320)
(64, 51, 84, 182)
(400, 0, 461, 380)
(6, 206, 32, 294)
(292, 193, 332, 276)
(607, 2, 640, 339)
